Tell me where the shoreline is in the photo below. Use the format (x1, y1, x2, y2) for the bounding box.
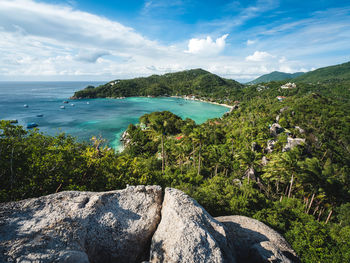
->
(170, 96, 233, 109)
(72, 95, 233, 110)
(115, 96, 232, 152)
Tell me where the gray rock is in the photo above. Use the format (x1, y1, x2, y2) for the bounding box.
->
(261, 156, 269, 166)
(215, 215, 300, 263)
(279, 106, 290, 113)
(1, 186, 301, 263)
(232, 178, 242, 187)
(265, 139, 276, 153)
(276, 114, 280, 122)
(283, 137, 305, 152)
(0, 185, 162, 263)
(150, 188, 235, 263)
(120, 130, 131, 146)
(294, 126, 305, 134)
(269, 123, 284, 137)
(250, 241, 296, 263)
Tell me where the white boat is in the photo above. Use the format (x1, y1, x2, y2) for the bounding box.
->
(60, 106, 65, 109)
(24, 104, 28, 108)
(71, 103, 75, 107)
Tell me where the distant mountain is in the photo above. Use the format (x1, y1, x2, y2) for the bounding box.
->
(248, 71, 305, 84)
(73, 68, 244, 100)
(294, 61, 350, 83)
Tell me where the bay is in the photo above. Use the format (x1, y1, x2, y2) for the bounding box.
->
(0, 81, 229, 150)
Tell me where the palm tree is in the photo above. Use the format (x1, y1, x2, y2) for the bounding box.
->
(239, 146, 261, 184)
(190, 128, 205, 175)
(150, 119, 167, 174)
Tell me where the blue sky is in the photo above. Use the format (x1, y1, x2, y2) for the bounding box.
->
(0, 0, 349, 81)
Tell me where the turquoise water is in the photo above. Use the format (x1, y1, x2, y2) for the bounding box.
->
(0, 82, 229, 150)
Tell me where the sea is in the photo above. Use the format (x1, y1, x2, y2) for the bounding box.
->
(0, 82, 229, 151)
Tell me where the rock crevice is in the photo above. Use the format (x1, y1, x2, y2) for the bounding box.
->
(0, 186, 299, 263)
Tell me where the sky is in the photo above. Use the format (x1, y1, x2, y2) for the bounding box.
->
(0, 0, 349, 82)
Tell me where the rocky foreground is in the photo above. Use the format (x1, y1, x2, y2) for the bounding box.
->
(0, 186, 300, 263)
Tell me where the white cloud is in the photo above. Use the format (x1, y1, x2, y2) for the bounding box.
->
(76, 50, 110, 63)
(0, 0, 315, 82)
(245, 51, 273, 61)
(186, 34, 229, 56)
(279, 56, 287, 63)
(246, 39, 255, 45)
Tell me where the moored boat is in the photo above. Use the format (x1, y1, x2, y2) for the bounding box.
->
(27, 123, 38, 129)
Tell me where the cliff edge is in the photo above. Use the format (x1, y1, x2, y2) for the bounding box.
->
(0, 186, 299, 263)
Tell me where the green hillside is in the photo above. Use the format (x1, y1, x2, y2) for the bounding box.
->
(249, 71, 305, 84)
(295, 61, 350, 83)
(2, 61, 350, 262)
(73, 68, 244, 103)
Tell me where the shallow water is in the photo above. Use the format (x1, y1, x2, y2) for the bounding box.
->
(0, 82, 229, 150)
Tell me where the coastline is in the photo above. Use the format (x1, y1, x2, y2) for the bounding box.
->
(170, 96, 233, 109)
(115, 96, 232, 152)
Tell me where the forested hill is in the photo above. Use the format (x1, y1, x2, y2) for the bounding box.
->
(2, 61, 350, 262)
(72, 69, 244, 101)
(294, 61, 350, 82)
(248, 71, 305, 84)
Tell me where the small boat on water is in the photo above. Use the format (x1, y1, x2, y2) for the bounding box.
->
(86, 102, 90, 105)
(63, 101, 69, 104)
(70, 104, 75, 107)
(36, 114, 44, 117)
(23, 104, 28, 108)
(27, 123, 38, 129)
(60, 106, 65, 109)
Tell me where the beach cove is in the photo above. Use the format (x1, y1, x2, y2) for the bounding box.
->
(0, 82, 230, 151)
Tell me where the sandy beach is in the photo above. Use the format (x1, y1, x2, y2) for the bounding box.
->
(171, 96, 233, 109)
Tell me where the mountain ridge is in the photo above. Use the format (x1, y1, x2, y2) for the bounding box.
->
(294, 61, 350, 82)
(72, 68, 243, 101)
(248, 71, 305, 84)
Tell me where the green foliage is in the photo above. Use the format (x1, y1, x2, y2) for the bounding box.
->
(248, 71, 305, 84)
(72, 68, 244, 103)
(295, 61, 350, 83)
(2, 66, 350, 262)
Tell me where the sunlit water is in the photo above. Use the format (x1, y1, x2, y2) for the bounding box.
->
(0, 82, 229, 150)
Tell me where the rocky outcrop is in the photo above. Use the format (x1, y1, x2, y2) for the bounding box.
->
(120, 130, 131, 147)
(283, 137, 306, 152)
(150, 188, 235, 263)
(216, 216, 300, 263)
(269, 123, 284, 137)
(0, 186, 299, 263)
(261, 156, 269, 166)
(265, 139, 277, 153)
(294, 126, 305, 134)
(0, 186, 162, 263)
(281, 83, 296, 89)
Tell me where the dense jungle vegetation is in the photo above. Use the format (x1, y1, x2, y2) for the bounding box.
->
(248, 71, 304, 84)
(1, 63, 350, 262)
(72, 68, 244, 103)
